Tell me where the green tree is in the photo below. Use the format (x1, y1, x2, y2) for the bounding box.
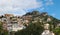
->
(0, 22, 3, 35)
(15, 22, 44, 35)
(53, 27, 60, 35)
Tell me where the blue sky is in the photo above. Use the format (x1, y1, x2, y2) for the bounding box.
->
(44, 0, 60, 19)
(0, 0, 60, 19)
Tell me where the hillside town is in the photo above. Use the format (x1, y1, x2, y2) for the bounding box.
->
(0, 11, 60, 35)
(0, 14, 29, 32)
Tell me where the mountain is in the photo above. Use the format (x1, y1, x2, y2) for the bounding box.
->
(23, 11, 60, 29)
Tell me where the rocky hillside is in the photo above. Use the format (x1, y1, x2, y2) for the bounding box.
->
(23, 11, 60, 28)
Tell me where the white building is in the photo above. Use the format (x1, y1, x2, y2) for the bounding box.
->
(7, 16, 26, 32)
(44, 23, 49, 29)
(41, 23, 55, 35)
(41, 30, 55, 35)
(1, 14, 26, 32)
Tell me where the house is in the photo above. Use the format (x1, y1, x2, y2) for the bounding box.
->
(47, 17, 51, 22)
(41, 30, 55, 35)
(44, 23, 49, 30)
(0, 14, 26, 32)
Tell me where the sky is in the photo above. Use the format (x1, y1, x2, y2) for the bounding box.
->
(0, 0, 60, 19)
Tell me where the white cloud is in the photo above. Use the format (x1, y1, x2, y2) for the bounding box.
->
(0, 0, 54, 16)
(0, 0, 43, 16)
(0, 0, 42, 10)
(45, 0, 54, 5)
